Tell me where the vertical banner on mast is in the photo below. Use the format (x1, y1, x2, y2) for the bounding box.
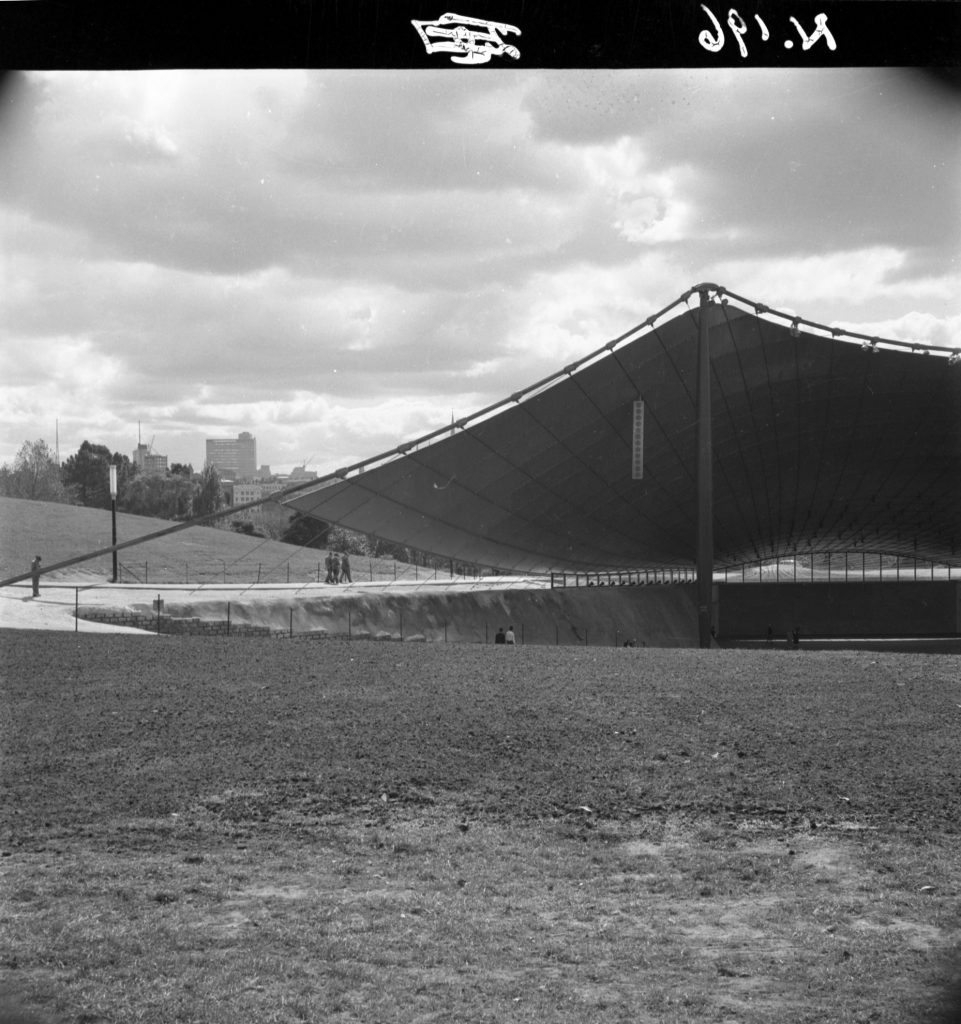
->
(631, 400, 644, 480)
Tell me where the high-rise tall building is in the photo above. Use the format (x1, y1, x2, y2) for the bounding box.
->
(132, 443, 168, 476)
(205, 431, 257, 480)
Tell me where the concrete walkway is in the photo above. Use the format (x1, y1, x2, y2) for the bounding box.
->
(0, 575, 552, 635)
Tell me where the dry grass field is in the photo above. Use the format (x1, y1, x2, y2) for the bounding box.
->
(1, 632, 960, 1023)
(0, 496, 443, 587)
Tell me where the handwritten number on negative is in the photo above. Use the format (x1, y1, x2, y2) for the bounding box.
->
(698, 6, 837, 57)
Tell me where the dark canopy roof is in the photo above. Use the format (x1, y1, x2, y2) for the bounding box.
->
(284, 286, 960, 573)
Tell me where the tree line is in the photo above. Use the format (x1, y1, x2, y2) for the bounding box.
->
(0, 438, 223, 519)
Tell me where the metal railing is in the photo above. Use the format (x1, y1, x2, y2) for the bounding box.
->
(116, 558, 487, 587)
(717, 553, 958, 583)
(549, 554, 958, 588)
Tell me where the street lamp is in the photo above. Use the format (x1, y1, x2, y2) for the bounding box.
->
(109, 464, 118, 583)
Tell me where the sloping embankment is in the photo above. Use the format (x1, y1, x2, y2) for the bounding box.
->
(112, 583, 699, 647)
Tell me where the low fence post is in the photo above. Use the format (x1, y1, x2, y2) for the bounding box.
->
(156, 594, 161, 634)
(75, 588, 79, 632)
(227, 601, 231, 636)
(290, 608, 293, 638)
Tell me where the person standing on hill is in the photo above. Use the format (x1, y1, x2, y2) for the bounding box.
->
(495, 626, 506, 644)
(505, 625, 516, 645)
(30, 555, 41, 597)
(340, 552, 352, 583)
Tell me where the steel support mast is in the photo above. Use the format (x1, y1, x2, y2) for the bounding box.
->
(695, 285, 716, 648)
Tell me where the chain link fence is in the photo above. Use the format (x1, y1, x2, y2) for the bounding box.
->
(116, 558, 485, 587)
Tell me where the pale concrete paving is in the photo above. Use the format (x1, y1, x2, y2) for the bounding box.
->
(0, 573, 698, 646)
(0, 575, 554, 636)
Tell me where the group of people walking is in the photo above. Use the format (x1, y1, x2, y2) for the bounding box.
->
(494, 625, 516, 645)
(324, 551, 352, 584)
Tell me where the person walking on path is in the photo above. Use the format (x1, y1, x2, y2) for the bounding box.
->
(325, 551, 335, 584)
(30, 555, 41, 598)
(505, 625, 516, 645)
(494, 626, 506, 644)
(340, 552, 352, 583)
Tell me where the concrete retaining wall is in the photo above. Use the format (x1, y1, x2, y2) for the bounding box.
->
(76, 583, 700, 647)
(77, 609, 283, 637)
(717, 581, 961, 639)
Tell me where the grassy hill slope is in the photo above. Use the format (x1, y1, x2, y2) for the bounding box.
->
(0, 496, 411, 585)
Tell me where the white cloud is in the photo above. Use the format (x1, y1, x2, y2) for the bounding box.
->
(833, 311, 961, 352)
(0, 68, 957, 473)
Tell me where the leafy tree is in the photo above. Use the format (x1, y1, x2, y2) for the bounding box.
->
(122, 474, 195, 520)
(0, 439, 69, 501)
(281, 511, 330, 549)
(169, 463, 194, 478)
(61, 441, 136, 508)
(327, 525, 373, 556)
(244, 500, 291, 541)
(231, 520, 264, 538)
(192, 464, 224, 517)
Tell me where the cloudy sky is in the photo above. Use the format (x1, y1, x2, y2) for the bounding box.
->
(1, 67, 958, 475)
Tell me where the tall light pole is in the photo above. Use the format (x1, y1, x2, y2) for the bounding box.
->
(109, 464, 118, 583)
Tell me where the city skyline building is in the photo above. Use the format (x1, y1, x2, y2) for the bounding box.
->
(132, 442, 168, 476)
(205, 431, 257, 480)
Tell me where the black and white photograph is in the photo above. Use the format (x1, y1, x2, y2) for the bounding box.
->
(1, 3, 960, 1023)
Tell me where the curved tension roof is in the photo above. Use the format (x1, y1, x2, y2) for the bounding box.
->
(284, 286, 961, 573)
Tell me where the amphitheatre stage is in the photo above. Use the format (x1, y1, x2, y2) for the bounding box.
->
(2, 285, 958, 647)
(283, 285, 959, 580)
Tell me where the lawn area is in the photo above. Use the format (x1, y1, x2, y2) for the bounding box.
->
(1, 634, 960, 1023)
